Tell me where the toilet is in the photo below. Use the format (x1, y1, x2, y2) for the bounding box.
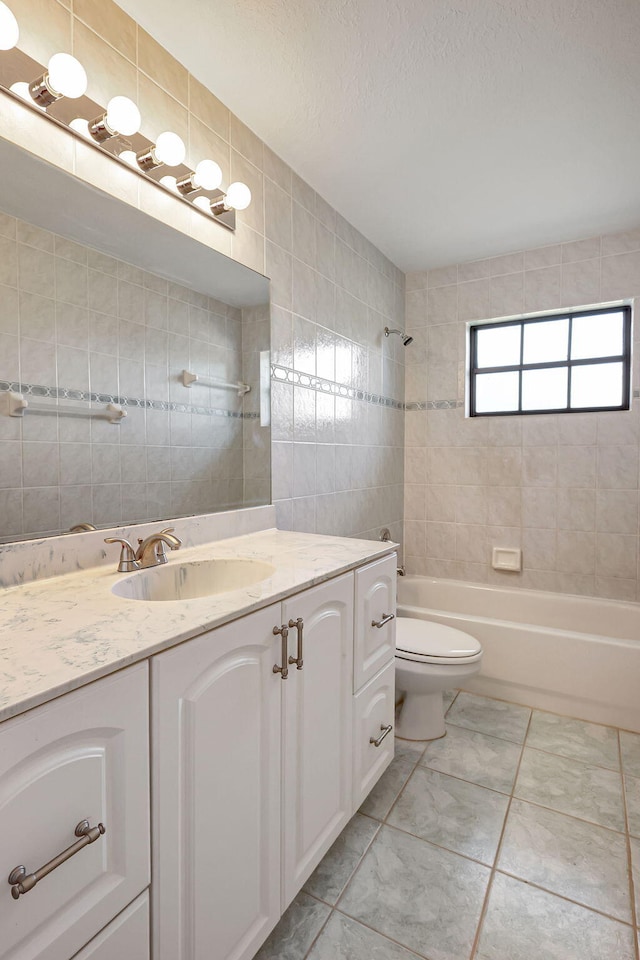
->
(395, 617, 483, 741)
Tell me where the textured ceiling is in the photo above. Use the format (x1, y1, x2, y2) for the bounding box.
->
(118, 0, 640, 271)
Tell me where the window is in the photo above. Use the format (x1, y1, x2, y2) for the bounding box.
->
(469, 306, 632, 417)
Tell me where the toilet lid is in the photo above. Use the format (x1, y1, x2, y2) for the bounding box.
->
(396, 617, 481, 662)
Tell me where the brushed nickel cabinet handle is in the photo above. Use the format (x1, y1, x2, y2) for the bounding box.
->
(372, 613, 395, 629)
(370, 724, 393, 747)
(288, 617, 304, 670)
(8, 820, 105, 900)
(272, 624, 289, 680)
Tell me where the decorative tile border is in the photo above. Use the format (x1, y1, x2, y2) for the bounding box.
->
(0, 382, 260, 419)
(405, 399, 463, 410)
(270, 364, 404, 410)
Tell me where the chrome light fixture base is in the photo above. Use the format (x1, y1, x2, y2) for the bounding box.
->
(0, 46, 237, 231)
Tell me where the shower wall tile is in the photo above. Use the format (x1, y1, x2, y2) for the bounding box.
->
(405, 226, 640, 600)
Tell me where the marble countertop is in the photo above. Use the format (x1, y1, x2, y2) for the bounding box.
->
(0, 528, 395, 723)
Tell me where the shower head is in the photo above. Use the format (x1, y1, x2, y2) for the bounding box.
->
(384, 326, 414, 346)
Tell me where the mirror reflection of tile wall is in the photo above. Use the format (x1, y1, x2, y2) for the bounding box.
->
(0, 211, 270, 540)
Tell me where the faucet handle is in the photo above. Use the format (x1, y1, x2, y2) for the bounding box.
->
(104, 537, 141, 573)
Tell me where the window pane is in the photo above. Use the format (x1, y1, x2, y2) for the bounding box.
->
(571, 362, 624, 408)
(475, 371, 519, 413)
(521, 367, 568, 410)
(571, 312, 623, 360)
(523, 318, 569, 364)
(475, 324, 521, 368)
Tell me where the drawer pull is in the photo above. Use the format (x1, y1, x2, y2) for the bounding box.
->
(8, 819, 105, 900)
(371, 613, 395, 629)
(288, 617, 304, 670)
(273, 624, 289, 680)
(370, 724, 393, 747)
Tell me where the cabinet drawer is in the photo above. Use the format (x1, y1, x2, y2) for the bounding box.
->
(354, 554, 397, 691)
(352, 660, 395, 810)
(71, 892, 149, 960)
(0, 664, 150, 960)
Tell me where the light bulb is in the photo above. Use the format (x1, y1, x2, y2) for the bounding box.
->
(119, 149, 138, 167)
(105, 96, 140, 136)
(193, 159, 222, 191)
(224, 181, 252, 211)
(89, 95, 141, 142)
(153, 131, 185, 167)
(193, 195, 212, 213)
(47, 54, 87, 99)
(70, 117, 91, 138)
(10, 81, 42, 107)
(0, 1, 18, 50)
(160, 175, 178, 191)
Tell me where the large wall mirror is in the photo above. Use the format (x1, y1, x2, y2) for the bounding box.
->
(0, 137, 271, 542)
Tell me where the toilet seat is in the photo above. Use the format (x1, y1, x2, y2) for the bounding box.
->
(396, 617, 482, 666)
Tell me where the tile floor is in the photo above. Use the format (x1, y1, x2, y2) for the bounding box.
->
(254, 691, 640, 960)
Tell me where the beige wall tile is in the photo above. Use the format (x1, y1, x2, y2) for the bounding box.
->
(10, 0, 71, 63)
(73, 20, 137, 105)
(188, 75, 229, 142)
(229, 114, 263, 168)
(137, 72, 189, 145)
(73, 0, 136, 63)
(138, 27, 188, 105)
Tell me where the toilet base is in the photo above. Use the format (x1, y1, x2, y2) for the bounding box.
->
(396, 690, 446, 741)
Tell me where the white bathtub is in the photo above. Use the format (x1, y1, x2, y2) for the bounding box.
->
(398, 576, 640, 732)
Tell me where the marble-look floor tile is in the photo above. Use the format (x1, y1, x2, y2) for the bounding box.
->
(307, 912, 420, 960)
(339, 825, 489, 960)
(253, 892, 330, 960)
(514, 748, 625, 830)
(446, 692, 531, 743)
(443, 689, 458, 712)
(624, 774, 640, 838)
(498, 799, 631, 922)
(387, 765, 509, 865)
(421, 723, 522, 794)
(620, 730, 640, 778)
(303, 813, 380, 904)
(359, 757, 415, 820)
(476, 873, 636, 960)
(526, 711, 620, 769)
(394, 736, 427, 762)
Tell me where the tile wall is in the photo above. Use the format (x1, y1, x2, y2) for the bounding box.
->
(0, 210, 263, 539)
(404, 228, 640, 601)
(4, 0, 406, 545)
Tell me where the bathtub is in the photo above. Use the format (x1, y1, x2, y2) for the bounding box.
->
(397, 576, 640, 732)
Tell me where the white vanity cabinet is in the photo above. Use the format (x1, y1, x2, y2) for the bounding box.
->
(281, 574, 353, 906)
(151, 603, 283, 960)
(0, 664, 150, 960)
(152, 574, 355, 960)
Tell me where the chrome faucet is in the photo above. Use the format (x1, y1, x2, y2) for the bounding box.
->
(105, 527, 182, 572)
(135, 527, 182, 568)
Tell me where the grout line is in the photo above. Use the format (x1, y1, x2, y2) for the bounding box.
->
(445, 717, 528, 747)
(469, 706, 532, 959)
(515, 741, 622, 775)
(619, 730, 640, 959)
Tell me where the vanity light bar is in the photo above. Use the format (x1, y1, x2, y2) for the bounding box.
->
(0, 7, 251, 231)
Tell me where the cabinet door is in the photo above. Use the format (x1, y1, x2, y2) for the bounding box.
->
(152, 604, 282, 960)
(354, 554, 397, 690)
(281, 574, 354, 907)
(353, 661, 395, 809)
(0, 664, 149, 960)
(71, 892, 149, 960)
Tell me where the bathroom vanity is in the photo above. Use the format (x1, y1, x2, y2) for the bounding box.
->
(0, 524, 396, 960)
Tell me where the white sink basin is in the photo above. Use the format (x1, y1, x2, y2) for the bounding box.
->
(112, 558, 276, 602)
